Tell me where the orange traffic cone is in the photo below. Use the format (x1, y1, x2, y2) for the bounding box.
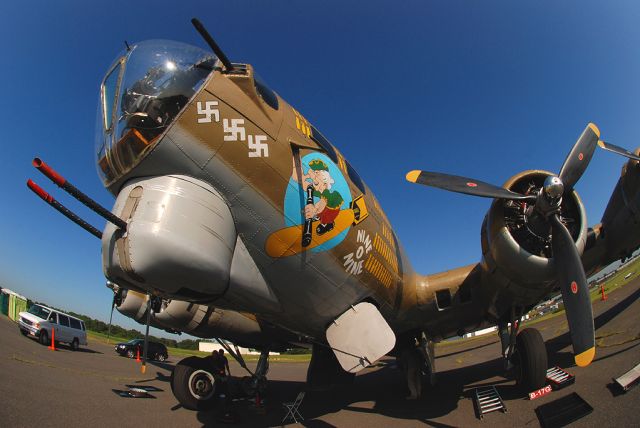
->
(601, 284, 608, 301)
(136, 347, 141, 363)
(48, 328, 56, 351)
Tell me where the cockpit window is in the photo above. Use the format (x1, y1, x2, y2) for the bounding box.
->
(346, 160, 366, 195)
(101, 59, 124, 132)
(95, 40, 216, 186)
(310, 126, 338, 164)
(254, 73, 278, 110)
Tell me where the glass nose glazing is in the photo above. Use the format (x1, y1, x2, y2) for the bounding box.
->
(96, 39, 216, 186)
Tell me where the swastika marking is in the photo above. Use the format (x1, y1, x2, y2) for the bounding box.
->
(248, 135, 269, 157)
(223, 118, 246, 142)
(196, 101, 220, 123)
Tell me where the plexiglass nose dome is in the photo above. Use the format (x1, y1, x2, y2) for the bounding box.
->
(95, 40, 216, 185)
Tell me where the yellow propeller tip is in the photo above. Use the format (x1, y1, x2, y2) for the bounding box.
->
(588, 123, 601, 138)
(406, 170, 421, 183)
(574, 347, 595, 367)
(597, 140, 605, 148)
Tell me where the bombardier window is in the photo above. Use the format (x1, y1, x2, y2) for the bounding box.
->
(101, 60, 123, 132)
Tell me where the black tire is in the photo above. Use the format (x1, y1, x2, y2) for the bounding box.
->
(171, 356, 217, 411)
(39, 330, 49, 346)
(126, 349, 135, 359)
(513, 328, 547, 392)
(71, 338, 79, 351)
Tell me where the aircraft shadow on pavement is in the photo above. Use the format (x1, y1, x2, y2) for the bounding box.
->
(135, 370, 172, 384)
(192, 357, 512, 427)
(191, 285, 639, 426)
(147, 359, 175, 372)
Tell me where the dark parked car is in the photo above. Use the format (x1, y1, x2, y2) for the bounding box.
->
(115, 339, 168, 361)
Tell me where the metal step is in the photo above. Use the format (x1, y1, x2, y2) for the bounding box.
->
(474, 386, 507, 419)
(546, 366, 575, 390)
(613, 362, 640, 392)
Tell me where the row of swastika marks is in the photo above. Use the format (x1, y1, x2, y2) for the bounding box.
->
(196, 100, 269, 158)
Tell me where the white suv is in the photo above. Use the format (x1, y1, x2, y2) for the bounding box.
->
(18, 304, 88, 351)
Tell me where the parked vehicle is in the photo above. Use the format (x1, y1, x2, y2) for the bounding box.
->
(115, 339, 168, 362)
(18, 304, 87, 351)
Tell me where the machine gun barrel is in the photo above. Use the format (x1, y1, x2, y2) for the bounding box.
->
(32, 158, 127, 230)
(27, 179, 102, 239)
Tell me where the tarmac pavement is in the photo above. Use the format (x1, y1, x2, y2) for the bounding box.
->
(0, 280, 639, 427)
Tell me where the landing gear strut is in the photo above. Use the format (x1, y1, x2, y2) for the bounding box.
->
(242, 349, 270, 397)
(417, 333, 436, 387)
(499, 307, 547, 392)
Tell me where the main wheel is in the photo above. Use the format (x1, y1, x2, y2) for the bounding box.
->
(172, 357, 217, 411)
(71, 338, 79, 351)
(513, 328, 547, 392)
(126, 349, 135, 358)
(39, 330, 49, 346)
(157, 353, 166, 362)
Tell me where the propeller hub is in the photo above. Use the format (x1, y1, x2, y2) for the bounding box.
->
(543, 176, 564, 199)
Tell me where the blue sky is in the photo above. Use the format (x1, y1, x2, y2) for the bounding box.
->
(1, 1, 639, 335)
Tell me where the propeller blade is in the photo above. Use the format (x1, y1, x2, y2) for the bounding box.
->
(406, 170, 534, 200)
(141, 296, 152, 374)
(558, 123, 600, 191)
(597, 140, 640, 161)
(549, 214, 595, 367)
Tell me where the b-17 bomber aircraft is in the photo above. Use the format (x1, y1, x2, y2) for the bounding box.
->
(27, 19, 640, 410)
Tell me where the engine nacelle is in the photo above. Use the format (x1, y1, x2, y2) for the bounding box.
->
(116, 289, 267, 346)
(480, 170, 588, 312)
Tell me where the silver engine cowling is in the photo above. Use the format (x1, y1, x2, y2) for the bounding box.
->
(480, 170, 588, 310)
(102, 175, 236, 300)
(101, 174, 281, 314)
